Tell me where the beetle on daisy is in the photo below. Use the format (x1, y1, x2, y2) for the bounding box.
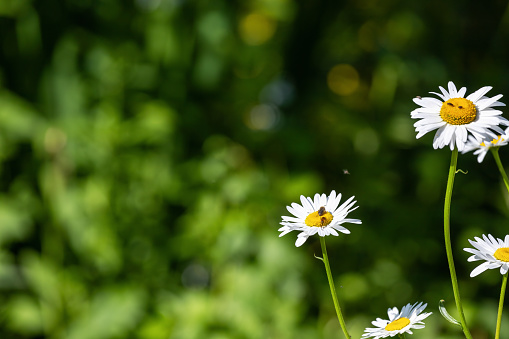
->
(411, 81, 509, 151)
(278, 190, 361, 247)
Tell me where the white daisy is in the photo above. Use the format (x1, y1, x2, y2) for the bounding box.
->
(464, 234, 509, 277)
(411, 81, 508, 151)
(362, 302, 432, 339)
(278, 190, 361, 247)
(462, 127, 509, 163)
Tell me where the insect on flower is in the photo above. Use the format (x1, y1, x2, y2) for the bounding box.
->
(278, 190, 361, 247)
(411, 81, 509, 151)
(318, 206, 327, 226)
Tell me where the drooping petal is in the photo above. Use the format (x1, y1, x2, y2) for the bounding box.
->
(295, 234, 308, 247)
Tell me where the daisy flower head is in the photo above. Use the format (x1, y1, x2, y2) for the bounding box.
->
(411, 81, 508, 151)
(362, 302, 432, 339)
(464, 234, 509, 277)
(278, 190, 361, 247)
(462, 127, 509, 163)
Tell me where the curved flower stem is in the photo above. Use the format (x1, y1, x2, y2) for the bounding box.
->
(444, 149, 473, 339)
(495, 272, 508, 339)
(398, 334, 407, 339)
(491, 148, 509, 195)
(319, 237, 351, 339)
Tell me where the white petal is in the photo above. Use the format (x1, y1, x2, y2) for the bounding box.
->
(414, 116, 444, 126)
(279, 229, 292, 237)
(438, 86, 451, 100)
(313, 193, 320, 209)
(290, 203, 307, 218)
(448, 81, 458, 97)
(455, 132, 463, 151)
(341, 218, 362, 224)
(429, 91, 446, 101)
(300, 195, 313, 212)
(387, 307, 399, 320)
(432, 125, 447, 149)
(441, 124, 455, 146)
(477, 94, 504, 110)
(308, 227, 319, 236)
(470, 262, 492, 277)
(327, 192, 342, 213)
(286, 205, 301, 218)
(477, 151, 487, 163)
(467, 86, 492, 103)
(295, 235, 308, 247)
(327, 190, 337, 207)
(332, 225, 351, 234)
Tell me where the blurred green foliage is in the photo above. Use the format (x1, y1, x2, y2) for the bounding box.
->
(2, 0, 509, 338)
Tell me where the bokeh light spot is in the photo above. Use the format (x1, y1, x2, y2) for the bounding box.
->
(245, 104, 279, 130)
(198, 11, 230, 46)
(327, 64, 359, 96)
(239, 12, 277, 45)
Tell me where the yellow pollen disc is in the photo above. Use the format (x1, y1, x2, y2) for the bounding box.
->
(481, 135, 504, 147)
(304, 210, 333, 227)
(440, 98, 477, 125)
(493, 136, 504, 145)
(494, 248, 509, 262)
(385, 317, 410, 331)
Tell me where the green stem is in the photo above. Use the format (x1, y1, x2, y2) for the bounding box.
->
(444, 149, 473, 339)
(398, 333, 407, 339)
(495, 272, 508, 339)
(491, 148, 509, 195)
(319, 237, 351, 339)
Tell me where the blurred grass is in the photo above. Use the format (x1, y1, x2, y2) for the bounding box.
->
(1, 0, 509, 338)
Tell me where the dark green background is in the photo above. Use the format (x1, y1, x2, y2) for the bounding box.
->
(1, 0, 509, 338)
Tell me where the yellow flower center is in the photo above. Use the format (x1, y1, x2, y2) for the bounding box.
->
(481, 135, 503, 147)
(440, 98, 477, 125)
(384, 317, 410, 331)
(304, 208, 333, 227)
(494, 248, 509, 262)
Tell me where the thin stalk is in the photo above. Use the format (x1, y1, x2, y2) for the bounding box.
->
(398, 333, 407, 339)
(495, 272, 508, 339)
(319, 237, 351, 339)
(444, 149, 473, 339)
(491, 148, 509, 195)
